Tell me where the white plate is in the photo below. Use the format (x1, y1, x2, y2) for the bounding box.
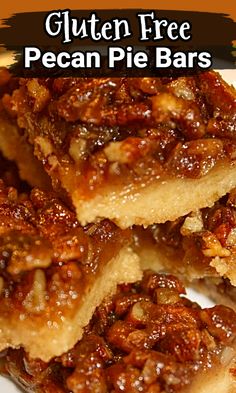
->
(0, 68, 235, 392)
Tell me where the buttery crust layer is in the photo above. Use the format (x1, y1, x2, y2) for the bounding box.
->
(73, 161, 236, 228)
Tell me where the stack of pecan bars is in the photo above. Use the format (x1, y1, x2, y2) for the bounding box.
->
(0, 68, 236, 392)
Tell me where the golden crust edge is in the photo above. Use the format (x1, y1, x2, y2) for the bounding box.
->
(72, 162, 236, 228)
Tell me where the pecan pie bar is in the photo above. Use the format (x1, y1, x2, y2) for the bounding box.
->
(0, 180, 141, 361)
(1, 70, 236, 228)
(2, 271, 236, 393)
(135, 188, 236, 287)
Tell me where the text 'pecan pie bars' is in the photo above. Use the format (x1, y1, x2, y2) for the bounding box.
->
(0, 70, 236, 228)
(2, 271, 236, 393)
(0, 179, 141, 361)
